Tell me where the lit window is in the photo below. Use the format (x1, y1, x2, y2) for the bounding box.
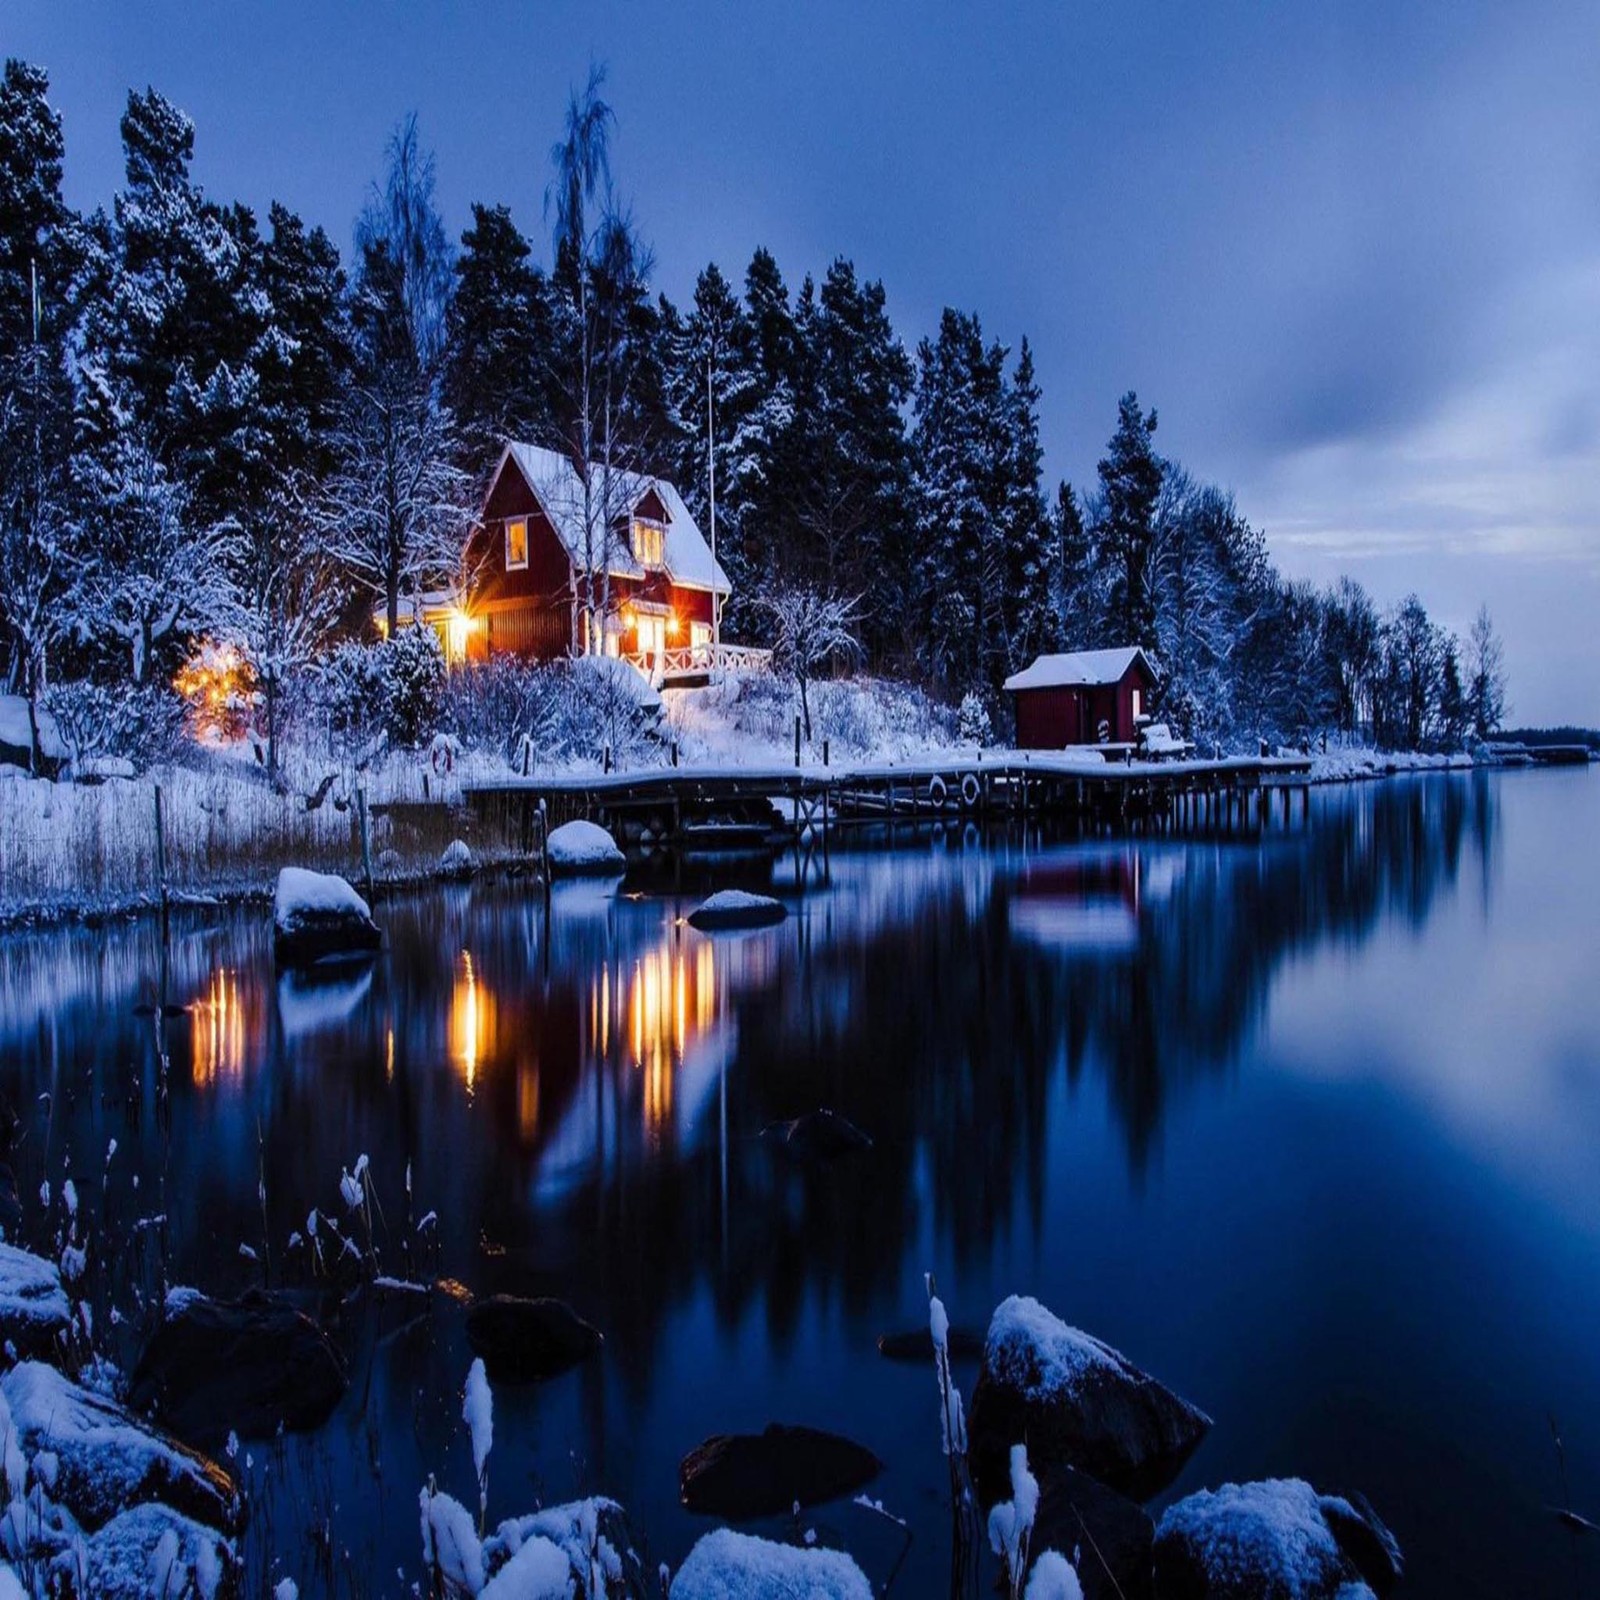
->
(505, 518, 528, 571)
(1131, 688, 1143, 721)
(632, 520, 665, 568)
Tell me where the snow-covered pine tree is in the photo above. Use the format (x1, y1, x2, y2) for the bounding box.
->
(446, 202, 559, 479)
(1097, 391, 1163, 650)
(1000, 338, 1054, 675)
(0, 59, 79, 699)
(659, 262, 763, 601)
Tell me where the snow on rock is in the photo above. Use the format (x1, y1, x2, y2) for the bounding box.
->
(68, 1502, 239, 1600)
(485, 1497, 651, 1599)
(0, 1241, 72, 1357)
(441, 838, 476, 878)
(272, 868, 381, 969)
(420, 1486, 483, 1596)
(670, 1528, 873, 1600)
(967, 1294, 1211, 1502)
(546, 820, 626, 875)
(1154, 1478, 1402, 1600)
(1025, 1550, 1085, 1600)
(479, 1533, 571, 1598)
(686, 889, 787, 931)
(1, 1361, 242, 1535)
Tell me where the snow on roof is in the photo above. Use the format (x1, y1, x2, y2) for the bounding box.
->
(502, 441, 731, 595)
(1003, 647, 1153, 693)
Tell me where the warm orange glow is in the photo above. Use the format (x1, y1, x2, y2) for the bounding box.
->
(174, 642, 255, 741)
(450, 950, 495, 1093)
(192, 967, 247, 1087)
(517, 1061, 540, 1138)
(445, 609, 477, 664)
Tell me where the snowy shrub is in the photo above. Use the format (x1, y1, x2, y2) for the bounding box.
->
(316, 629, 445, 756)
(988, 1443, 1041, 1600)
(384, 625, 447, 747)
(41, 678, 187, 776)
(957, 692, 993, 747)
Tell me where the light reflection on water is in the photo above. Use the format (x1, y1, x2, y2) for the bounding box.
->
(0, 771, 1596, 1599)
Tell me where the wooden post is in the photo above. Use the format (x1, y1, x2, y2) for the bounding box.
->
(153, 784, 169, 920)
(822, 738, 829, 768)
(356, 786, 374, 901)
(794, 716, 801, 768)
(603, 744, 612, 774)
(538, 798, 552, 907)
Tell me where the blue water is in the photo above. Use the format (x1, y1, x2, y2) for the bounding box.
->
(1, 768, 1596, 1596)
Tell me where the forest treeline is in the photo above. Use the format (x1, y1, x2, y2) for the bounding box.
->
(0, 60, 1506, 758)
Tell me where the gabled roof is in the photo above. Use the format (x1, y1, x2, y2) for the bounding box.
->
(1003, 647, 1156, 693)
(496, 441, 731, 596)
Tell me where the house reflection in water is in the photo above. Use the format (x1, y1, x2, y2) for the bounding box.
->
(191, 967, 251, 1087)
(451, 950, 496, 1096)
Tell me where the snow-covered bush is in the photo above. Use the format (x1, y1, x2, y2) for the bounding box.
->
(317, 629, 445, 756)
(957, 692, 993, 747)
(988, 1443, 1040, 1600)
(41, 678, 187, 776)
(384, 626, 447, 747)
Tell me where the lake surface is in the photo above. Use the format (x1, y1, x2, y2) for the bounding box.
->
(2, 768, 1598, 1597)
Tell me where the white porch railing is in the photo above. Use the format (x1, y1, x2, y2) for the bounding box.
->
(626, 642, 773, 681)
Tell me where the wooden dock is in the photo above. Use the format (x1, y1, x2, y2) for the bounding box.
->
(463, 751, 1316, 858)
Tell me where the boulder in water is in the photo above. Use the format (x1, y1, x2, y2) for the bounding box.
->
(761, 1108, 873, 1161)
(1031, 1464, 1154, 1600)
(128, 1288, 347, 1447)
(546, 820, 626, 875)
(687, 889, 787, 931)
(1154, 1478, 1402, 1600)
(272, 867, 380, 969)
(465, 1294, 603, 1382)
(967, 1295, 1210, 1502)
(440, 838, 476, 879)
(679, 1423, 882, 1519)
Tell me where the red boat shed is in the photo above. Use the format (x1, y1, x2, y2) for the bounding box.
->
(1004, 647, 1159, 749)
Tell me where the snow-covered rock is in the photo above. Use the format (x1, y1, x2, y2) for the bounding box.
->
(465, 1295, 602, 1383)
(967, 1295, 1211, 1502)
(0, 1241, 72, 1357)
(479, 1533, 570, 1598)
(128, 1289, 348, 1447)
(440, 838, 476, 878)
(485, 1498, 653, 1598)
(68, 1502, 239, 1600)
(1030, 1465, 1152, 1600)
(670, 1528, 873, 1600)
(1, 1361, 241, 1534)
(1025, 1551, 1085, 1600)
(546, 819, 626, 874)
(1154, 1478, 1402, 1599)
(272, 867, 381, 968)
(678, 1423, 881, 1519)
(686, 889, 787, 931)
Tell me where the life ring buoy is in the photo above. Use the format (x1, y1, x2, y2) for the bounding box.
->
(430, 740, 455, 778)
(959, 771, 982, 810)
(927, 774, 949, 808)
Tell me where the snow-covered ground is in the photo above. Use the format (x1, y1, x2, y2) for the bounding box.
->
(0, 667, 1501, 924)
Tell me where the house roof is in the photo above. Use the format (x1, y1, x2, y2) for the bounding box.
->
(1003, 647, 1156, 693)
(499, 441, 731, 596)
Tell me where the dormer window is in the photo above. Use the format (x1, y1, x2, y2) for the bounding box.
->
(632, 519, 665, 569)
(505, 518, 528, 571)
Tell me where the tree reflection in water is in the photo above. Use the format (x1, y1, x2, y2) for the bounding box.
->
(0, 772, 1502, 1591)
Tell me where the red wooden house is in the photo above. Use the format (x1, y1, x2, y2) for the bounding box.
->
(1004, 647, 1158, 749)
(394, 441, 734, 677)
